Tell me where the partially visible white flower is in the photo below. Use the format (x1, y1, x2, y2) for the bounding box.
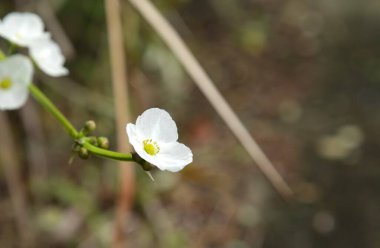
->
(126, 108, 193, 172)
(0, 55, 33, 110)
(30, 38, 68, 77)
(0, 12, 49, 47)
(0, 12, 69, 77)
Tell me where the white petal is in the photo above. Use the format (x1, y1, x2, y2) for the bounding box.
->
(149, 142, 193, 172)
(126, 122, 165, 169)
(126, 123, 142, 150)
(0, 85, 29, 110)
(0, 55, 33, 110)
(0, 12, 48, 46)
(127, 122, 161, 167)
(126, 108, 193, 172)
(7, 55, 34, 84)
(30, 38, 69, 77)
(136, 108, 178, 142)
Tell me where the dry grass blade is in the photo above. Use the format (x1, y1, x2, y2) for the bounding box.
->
(128, 0, 293, 199)
(104, 0, 135, 246)
(36, 0, 75, 59)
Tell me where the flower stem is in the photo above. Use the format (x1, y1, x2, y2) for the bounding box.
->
(29, 84, 79, 139)
(29, 84, 136, 163)
(81, 140, 133, 161)
(1, 47, 138, 165)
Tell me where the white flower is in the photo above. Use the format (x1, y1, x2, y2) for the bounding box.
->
(0, 12, 50, 47)
(0, 12, 68, 77)
(29, 38, 68, 77)
(0, 55, 33, 110)
(126, 108, 193, 172)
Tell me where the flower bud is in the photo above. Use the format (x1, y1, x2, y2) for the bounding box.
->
(72, 143, 81, 152)
(97, 137, 109, 149)
(88, 136, 98, 146)
(78, 147, 89, 159)
(83, 120, 96, 134)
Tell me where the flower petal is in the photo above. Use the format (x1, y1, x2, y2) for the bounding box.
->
(136, 108, 178, 142)
(126, 123, 142, 149)
(0, 84, 29, 110)
(7, 55, 34, 84)
(30, 37, 69, 77)
(0, 55, 33, 110)
(0, 12, 48, 46)
(126, 108, 193, 172)
(127, 122, 164, 167)
(152, 142, 193, 172)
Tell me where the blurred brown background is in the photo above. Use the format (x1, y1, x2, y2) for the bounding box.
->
(1, 0, 380, 247)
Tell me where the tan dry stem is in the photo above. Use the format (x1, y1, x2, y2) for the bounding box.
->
(128, 0, 293, 200)
(105, 0, 135, 247)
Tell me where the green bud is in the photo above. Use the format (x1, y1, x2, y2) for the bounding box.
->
(89, 136, 98, 146)
(84, 120, 96, 133)
(97, 137, 109, 149)
(78, 147, 89, 160)
(72, 143, 81, 152)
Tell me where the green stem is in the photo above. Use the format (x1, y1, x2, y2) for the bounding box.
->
(29, 84, 137, 164)
(29, 84, 79, 138)
(1, 48, 138, 165)
(81, 140, 133, 161)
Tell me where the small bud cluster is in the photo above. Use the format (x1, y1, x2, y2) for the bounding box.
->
(73, 120, 110, 160)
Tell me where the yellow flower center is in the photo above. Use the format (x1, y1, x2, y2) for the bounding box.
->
(0, 78, 12, 90)
(143, 139, 160, 156)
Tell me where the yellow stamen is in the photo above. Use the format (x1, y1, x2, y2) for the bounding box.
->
(0, 78, 12, 90)
(143, 139, 160, 156)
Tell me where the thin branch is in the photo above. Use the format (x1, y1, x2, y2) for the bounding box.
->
(81, 140, 133, 162)
(28, 83, 138, 163)
(104, 0, 135, 246)
(128, 0, 293, 199)
(35, 0, 76, 59)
